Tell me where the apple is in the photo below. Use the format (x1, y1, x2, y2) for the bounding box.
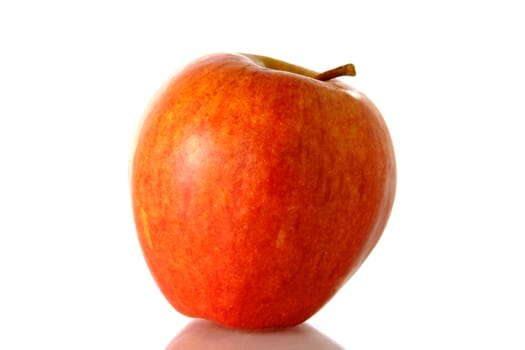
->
(130, 53, 396, 329)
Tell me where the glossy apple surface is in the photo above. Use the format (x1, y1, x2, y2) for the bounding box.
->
(130, 53, 396, 329)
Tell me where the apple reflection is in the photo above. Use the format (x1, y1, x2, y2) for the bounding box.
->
(166, 320, 344, 350)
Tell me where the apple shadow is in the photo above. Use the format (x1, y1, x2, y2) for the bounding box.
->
(165, 319, 345, 350)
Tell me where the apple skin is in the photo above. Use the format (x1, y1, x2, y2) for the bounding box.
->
(130, 53, 396, 329)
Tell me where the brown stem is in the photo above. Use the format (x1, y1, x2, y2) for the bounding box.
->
(314, 64, 356, 81)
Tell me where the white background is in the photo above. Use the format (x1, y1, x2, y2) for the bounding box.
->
(1, 1, 524, 349)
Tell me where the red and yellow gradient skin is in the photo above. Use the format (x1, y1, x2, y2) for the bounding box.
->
(130, 53, 396, 329)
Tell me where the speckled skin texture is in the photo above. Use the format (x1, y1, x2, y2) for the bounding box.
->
(131, 53, 396, 329)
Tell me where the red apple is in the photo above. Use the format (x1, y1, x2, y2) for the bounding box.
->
(130, 53, 396, 329)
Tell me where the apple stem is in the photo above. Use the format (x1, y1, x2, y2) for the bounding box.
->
(314, 64, 356, 81)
